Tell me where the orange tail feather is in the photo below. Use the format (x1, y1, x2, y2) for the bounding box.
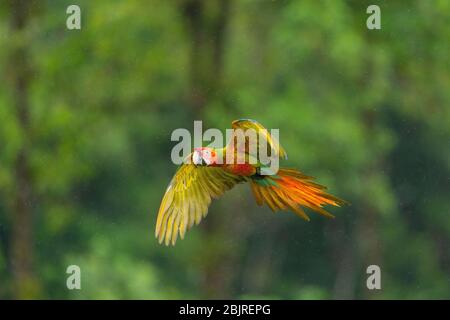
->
(250, 168, 347, 220)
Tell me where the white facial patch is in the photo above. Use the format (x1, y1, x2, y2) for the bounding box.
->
(192, 150, 202, 165)
(202, 150, 213, 165)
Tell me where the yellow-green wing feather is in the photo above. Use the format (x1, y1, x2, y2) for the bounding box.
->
(155, 163, 244, 245)
(230, 119, 287, 160)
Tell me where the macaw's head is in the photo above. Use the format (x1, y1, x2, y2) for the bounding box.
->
(192, 147, 217, 166)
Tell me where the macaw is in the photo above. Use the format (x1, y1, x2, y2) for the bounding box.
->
(156, 119, 346, 245)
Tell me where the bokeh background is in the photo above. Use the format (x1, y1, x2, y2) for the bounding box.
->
(0, 0, 449, 299)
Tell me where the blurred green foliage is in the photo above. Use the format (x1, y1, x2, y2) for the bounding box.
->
(0, 0, 449, 299)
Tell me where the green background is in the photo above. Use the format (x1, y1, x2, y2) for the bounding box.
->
(0, 0, 449, 299)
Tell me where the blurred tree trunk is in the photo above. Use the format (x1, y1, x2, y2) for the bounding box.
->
(328, 113, 385, 300)
(9, 0, 38, 299)
(328, 220, 356, 299)
(181, 0, 230, 114)
(180, 0, 232, 298)
(357, 109, 383, 299)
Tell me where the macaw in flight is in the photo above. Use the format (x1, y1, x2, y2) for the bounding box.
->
(156, 119, 346, 245)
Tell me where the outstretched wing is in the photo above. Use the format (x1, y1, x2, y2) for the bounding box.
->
(228, 119, 288, 160)
(155, 163, 244, 245)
